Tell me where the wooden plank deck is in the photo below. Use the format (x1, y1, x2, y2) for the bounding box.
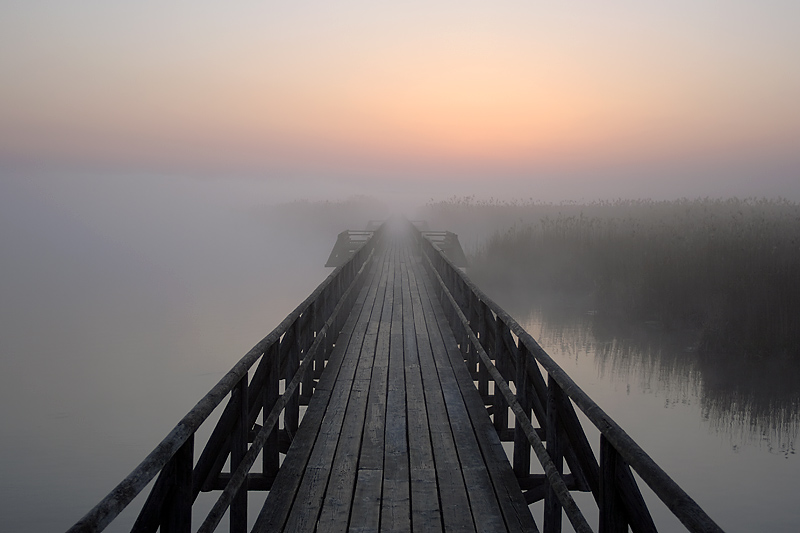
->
(253, 231, 538, 533)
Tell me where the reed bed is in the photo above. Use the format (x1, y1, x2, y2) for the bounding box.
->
(464, 197, 800, 356)
(422, 197, 800, 446)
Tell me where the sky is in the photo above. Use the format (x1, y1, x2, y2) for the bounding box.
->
(1, 1, 799, 201)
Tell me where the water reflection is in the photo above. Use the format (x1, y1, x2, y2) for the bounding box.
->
(505, 300, 800, 531)
(504, 298, 799, 454)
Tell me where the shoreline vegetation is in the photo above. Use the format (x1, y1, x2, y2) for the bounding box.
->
(419, 197, 800, 449)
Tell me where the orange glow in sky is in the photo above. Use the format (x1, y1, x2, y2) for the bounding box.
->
(1, 1, 799, 187)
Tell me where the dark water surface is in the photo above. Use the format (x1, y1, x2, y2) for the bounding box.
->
(516, 303, 799, 532)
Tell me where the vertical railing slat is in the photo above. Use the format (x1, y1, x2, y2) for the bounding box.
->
(230, 374, 249, 533)
(477, 302, 490, 400)
(263, 343, 280, 478)
(284, 321, 300, 439)
(618, 460, 658, 533)
(544, 376, 565, 533)
(513, 342, 532, 478)
(493, 315, 509, 435)
(301, 302, 316, 400)
(131, 465, 173, 533)
(162, 435, 194, 533)
(600, 435, 627, 533)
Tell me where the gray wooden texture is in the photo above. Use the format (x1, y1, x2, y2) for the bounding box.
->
(254, 231, 536, 532)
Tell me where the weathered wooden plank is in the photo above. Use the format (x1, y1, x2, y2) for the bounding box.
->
(205, 472, 274, 491)
(350, 249, 395, 531)
(315, 387, 368, 530)
(272, 393, 351, 531)
(316, 252, 392, 532)
(357, 250, 393, 473)
(400, 249, 442, 533)
(349, 468, 384, 533)
(249, 386, 329, 531)
(416, 256, 539, 533)
(358, 337, 390, 472)
(251, 248, 388, 532)
(415, 266, 511, 532)
(383, 242, 411, 533)
(279, 252, 389, 533)
(406, 255, 476, 533)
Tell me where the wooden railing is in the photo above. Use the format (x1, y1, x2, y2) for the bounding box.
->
(67, 227, 382, 533)
(416, 227, 723, 533)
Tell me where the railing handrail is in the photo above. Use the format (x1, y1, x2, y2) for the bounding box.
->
(67, 228, 382, 533)
(196, 243, 378, 532)
(416, 227, 723, 533)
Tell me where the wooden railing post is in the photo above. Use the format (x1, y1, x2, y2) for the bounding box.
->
(263, 343, 280, 478)
(513, 343, 532, 478)
(493, 316, 509, 436)
(467, 293, 478, 366)
(544, 376, 565, 533)
(317, 289, 328, 366)
(301, 304, 316, 401)
(600, 435, 627, 533)
(477, 302, 490, 401)
(161, 434, 193, 533)
(285, 321, 300, 439)
(231, 373, 249, 533)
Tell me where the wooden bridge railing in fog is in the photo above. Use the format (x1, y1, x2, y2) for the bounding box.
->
(67, 225, 383, 533)
(416, 228, 723, 533)
(68, 219, 723, 533)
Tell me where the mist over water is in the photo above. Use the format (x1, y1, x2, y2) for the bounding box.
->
(0, 172, 389, 531)
(2, 172, 799, 531)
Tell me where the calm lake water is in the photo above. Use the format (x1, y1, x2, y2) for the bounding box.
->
(513, 305, 800, 532)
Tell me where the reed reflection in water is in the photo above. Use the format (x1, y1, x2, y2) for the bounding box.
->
(508, 300, 799, 532)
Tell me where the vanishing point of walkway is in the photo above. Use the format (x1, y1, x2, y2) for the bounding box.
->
(253, 228, 536, 532)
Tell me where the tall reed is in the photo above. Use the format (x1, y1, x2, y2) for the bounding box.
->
(424, 197, 800, 445)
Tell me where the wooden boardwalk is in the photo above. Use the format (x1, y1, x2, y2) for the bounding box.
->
(254, 231, 537, 532)
(68, 219, 723, 533)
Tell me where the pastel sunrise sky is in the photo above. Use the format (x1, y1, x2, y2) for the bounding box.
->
(2, 1, 799, 201)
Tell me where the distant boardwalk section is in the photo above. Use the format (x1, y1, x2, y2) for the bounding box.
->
(68, 219, 722, 533)
(254, 224, 534, 532)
